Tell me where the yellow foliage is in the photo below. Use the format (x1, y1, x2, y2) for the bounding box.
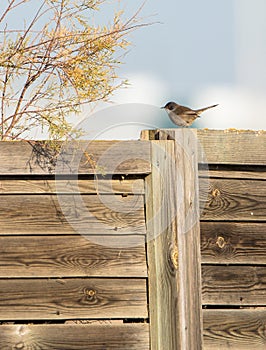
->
(0, 0, 145, 141)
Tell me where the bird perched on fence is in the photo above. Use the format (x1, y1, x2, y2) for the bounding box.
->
(161, 101, 218, 127)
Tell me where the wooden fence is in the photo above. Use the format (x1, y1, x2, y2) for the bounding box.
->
(0, 129, 265, 349)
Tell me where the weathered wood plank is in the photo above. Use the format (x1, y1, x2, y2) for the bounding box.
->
(170, 129, 203, 349)
(0, 323, 150, 349)
(201, 222, 266, 264)
(0, 178, 145, 194)
(0, 194, 145, 234)
(144, 141, 181, 350)
(197, 129, 266, 165)
(0, 140, 151, 175)
(141, 129, 266, 165)
(199, 169, 266, 180)
(203, 309, 266, 350)
(0, 278, 147, 320)
(202, 266, 266, 306)
(0, 235, 147, 277)
(143, 131, 202, 349)
(200, 178, 266, 221)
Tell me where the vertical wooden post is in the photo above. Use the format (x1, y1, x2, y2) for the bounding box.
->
(141, 129, 203, 350)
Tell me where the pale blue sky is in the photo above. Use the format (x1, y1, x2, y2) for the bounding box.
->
(85, 0, 266, 138)
(119, 0, 235, 93)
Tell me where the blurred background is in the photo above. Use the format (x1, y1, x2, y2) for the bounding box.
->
(81, 0, 266, 139)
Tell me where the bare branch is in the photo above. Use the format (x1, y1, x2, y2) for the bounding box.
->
(0, 0, 151, 140)
(0, 0, 16, 23)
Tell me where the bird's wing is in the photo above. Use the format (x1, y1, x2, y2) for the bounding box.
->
(183, 110, 198, 115)
(176, 105, 197, 115)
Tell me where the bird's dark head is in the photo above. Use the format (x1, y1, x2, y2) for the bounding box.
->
(161, 101, 177, 111)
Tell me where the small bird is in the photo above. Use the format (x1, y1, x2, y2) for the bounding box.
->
(161, 101, 218, 127)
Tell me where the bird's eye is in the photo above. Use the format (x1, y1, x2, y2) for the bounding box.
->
(168, 103, 174, 110)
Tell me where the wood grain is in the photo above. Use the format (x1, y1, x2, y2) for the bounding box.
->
(0, 323, 150, 349)
(0, 278, 147, 320)
(168, 129, 203, 349)
(200, 178, 266, 221)
(0, 140, 151, 175)
(0, 235, 147, 277)
(0, 194, 145, 234)
(203, 309, 266, 350)
(0, 178, 145, 194)
(197, 129, 266, 165)
(201, 222, 266, 264)
(200, 169, 266, 180)
(141, 129, 266, 165)
(143, 130, 203, 350)
(144, 140, 181, 350)
(202, 265, 266, 306)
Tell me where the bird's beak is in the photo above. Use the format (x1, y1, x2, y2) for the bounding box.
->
(160, 106, 165, 109)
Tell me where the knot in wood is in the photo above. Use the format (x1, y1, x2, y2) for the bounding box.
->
(170, 246, 178, 270)
(212, 188, 220, 197)
(216, 236, 226, 249)
(85, 288, 97, 301)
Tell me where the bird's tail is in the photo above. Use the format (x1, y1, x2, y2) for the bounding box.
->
(195, 104, 218, 114)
